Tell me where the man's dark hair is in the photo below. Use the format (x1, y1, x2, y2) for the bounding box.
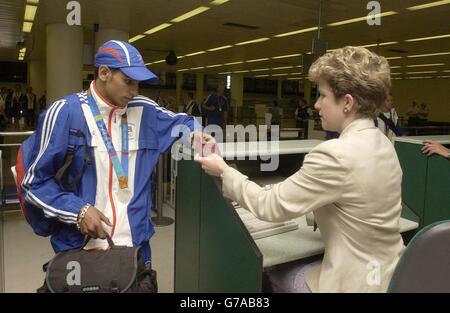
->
(187, 92, 194, 99)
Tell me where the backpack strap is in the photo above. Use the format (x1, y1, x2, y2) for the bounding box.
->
(54, 92, 92, 191)
(378, 112, 401, 136)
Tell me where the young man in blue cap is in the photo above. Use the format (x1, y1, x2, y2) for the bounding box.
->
(21, 40, 206, 270)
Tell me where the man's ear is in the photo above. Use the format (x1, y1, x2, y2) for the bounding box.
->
(97, 66, 110, 82)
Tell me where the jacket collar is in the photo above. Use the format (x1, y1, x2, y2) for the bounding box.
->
(89, 81, 127, 117)
(340, 118, 376, 137)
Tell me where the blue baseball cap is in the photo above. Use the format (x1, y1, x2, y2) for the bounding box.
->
(95, 40, 158, 84)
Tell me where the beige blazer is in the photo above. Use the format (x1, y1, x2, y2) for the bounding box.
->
(222, 118, 405, 292)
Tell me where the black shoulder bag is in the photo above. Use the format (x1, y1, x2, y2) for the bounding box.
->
(37, 236, 157, 293)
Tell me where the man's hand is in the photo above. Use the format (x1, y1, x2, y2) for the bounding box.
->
(195, 153, 228, 177)
(79, 206, 112, 239)
(192, 131, 219, 157)
(422, 140, 450, 158)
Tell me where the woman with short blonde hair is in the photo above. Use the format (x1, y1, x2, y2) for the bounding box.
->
(309, 46, 391, 119)
(196, 46, 404, 292)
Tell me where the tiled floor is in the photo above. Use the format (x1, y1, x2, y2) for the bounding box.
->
(0, 205, 175, 293)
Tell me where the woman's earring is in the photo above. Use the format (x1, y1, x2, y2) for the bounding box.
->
(343, 108, 349, 113)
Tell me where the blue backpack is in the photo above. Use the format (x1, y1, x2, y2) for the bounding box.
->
(14, 93, 92, 236)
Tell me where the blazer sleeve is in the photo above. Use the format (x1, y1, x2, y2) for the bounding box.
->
(222, 140, 347, 222)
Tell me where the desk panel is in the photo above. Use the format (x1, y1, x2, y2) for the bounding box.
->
(424, 156, 450, 226)
(256, 216, 418, 268)
(394, 141, 428, 224)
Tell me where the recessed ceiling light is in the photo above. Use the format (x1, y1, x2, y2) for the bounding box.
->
(207, 45, 233, 52)
(171, 6, 210, 23)
(406, 34, 450, 42)
(185, 51, 206, 57)
(128, 34, 145, 43)
(408, 52, 450, 58)
(272, 53, 301, 59)
(24, 5, 37, 21)
(406, 71, 438, 74)
(406, 63, 445, 67)
(328, 11, 397, 27)
(235, 37, 270, 46)
(359, 41, 398, 48)
(272, 66, 294, 70)
(407, 0, 450, 11)
(274, 27, 318, 38)
(224, 61, 244, 65)
(144, 23, 172, 35)
(206, 64, 223, 68)
(210, 0, 230, 5)
(23, 22, 33, 32)
(246, 58, 270, 63)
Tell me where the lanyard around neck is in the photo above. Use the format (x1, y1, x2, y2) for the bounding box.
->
(87, 93, 129, 189)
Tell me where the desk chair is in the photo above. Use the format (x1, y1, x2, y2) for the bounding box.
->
(388, 220, 450, 292)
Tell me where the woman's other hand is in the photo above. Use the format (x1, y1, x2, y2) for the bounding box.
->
(194, 153, 229, 177)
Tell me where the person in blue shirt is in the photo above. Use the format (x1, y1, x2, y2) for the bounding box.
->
(21, 40, 208, 266)
(202, 84, 228, 128)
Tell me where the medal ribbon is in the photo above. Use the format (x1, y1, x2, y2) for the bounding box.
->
(87, 93, 129, 189)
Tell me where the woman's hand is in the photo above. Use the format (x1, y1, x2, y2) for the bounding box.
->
(422, 140, 450, 158)
(195, 153, 229, 177)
